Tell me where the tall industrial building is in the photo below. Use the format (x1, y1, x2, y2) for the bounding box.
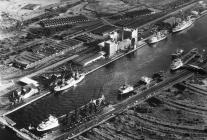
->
(103, 40, 118, 57)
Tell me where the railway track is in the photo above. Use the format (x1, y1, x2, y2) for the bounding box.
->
(158, 96, 207, 114)
(128, 112, 207, 137)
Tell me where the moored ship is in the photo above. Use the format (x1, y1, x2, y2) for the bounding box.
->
(148, 31, 167, 44)
(59, 95, 108, 131)
(37, 115, 59, 131)
(118, 84, 134, 94)
(141, 76, 153, 85)
(172, 16, 194, 33)
(170, 58, 183, 70)
(54, 71, 85, 92)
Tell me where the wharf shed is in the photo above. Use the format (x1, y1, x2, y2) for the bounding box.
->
(39, 15, 90, 28)
(91, 25, 118, 37)
(13, 39, 83, 69)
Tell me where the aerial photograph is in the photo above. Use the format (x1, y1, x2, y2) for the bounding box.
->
(1, 0, 207, 140)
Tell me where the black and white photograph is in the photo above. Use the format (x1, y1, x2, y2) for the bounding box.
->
(1, 0, 207, 140)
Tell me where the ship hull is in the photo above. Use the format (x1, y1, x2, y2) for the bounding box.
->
(148, 36, 167, 44)
(54, 75, 85, 92)
(37, 123, 59, 132)
(172, 20, 193, 33)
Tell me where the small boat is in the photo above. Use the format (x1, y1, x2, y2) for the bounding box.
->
(37, 115, 59, 131)
(171, 49, 184, 57)
(118, 84, 134, 94)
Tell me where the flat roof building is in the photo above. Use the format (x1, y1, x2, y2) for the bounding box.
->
(91, 25, 117, 37)
(13, 39, 83, 69)
(19, 77, 39, 87)
(39, 15, 89, 28)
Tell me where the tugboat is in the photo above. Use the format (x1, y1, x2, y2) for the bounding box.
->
(170, 58, 183, 70)
(37, 115, 59, 131)
(148, 31, 167, 44)
(172, 16, 194, 33)
(118, 84, 134, 94)
(54, 71, 85, 92)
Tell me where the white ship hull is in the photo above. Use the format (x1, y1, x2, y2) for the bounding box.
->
(172, 20, 193, 33)
(37, 115, 60, 131)
(148, 35, 167, 44)
(37, 122, 59, 131)
(119, 86, 134, 95)
(54, 74, 85, 92)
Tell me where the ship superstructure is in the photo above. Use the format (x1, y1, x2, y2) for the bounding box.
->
(148, 31, 167, 44)
(118, 84, 134, 94)
(37, 115, 59, 131)
(54, 71, 85, 92)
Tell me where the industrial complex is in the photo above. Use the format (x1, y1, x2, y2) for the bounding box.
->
(1, 0, 207, 140)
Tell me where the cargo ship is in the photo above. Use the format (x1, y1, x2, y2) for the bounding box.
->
(58, 95, 107, 131)
(172, 16, 194, 33)
(37, 115, 59, 131)
(148, 31, 167, 44)
(54, 71, 85, 92)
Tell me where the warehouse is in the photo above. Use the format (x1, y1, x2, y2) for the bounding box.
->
(13, 39, 83, 69)
(73, 52, 105, 66)
(91, 25, 118, 37)
(39, 15, 89, 28)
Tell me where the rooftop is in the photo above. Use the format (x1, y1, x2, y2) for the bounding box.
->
(91, 25, 117, 36)
(39, 15, 89, 28)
